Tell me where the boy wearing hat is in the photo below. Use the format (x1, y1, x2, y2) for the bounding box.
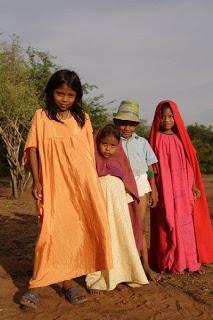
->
(114, 100, 159, 281)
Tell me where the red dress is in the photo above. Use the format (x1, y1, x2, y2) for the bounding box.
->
(149, 100, 213, 270)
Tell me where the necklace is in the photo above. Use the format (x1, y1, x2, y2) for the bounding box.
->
(57, 111, 71, 121)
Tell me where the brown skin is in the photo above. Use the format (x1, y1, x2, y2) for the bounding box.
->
(22, 84, 85, 306)
(53, 83, 76, 119)
(115, 120, 138, 140)
(192, 182, 201, 198)
(147, 165, 158, 208)
(98, 135, 119, 158)
(115, 119, 160, 281)
(161, 108, 201, 198)
(30, 148, 42, 201)
(160, 107, 175, 134)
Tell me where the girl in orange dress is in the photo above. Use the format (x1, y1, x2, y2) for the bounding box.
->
(20, 69, 112, 309)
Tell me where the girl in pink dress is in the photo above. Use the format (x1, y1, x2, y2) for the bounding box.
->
(149, 100, 213, 273)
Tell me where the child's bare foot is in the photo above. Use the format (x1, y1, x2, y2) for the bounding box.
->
(63, 287, 87, 304)
(177, 271, 185, 275)
(89, 289, 103, 295)
(20, 289, 39, 309)
(191, 267, 205, 275)
(145, 267, 161, 282)
(116, 284, 126, 291)
(197, 268, 205, 274)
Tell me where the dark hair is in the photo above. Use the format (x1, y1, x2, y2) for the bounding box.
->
(96, 124, 121, 146)
(44, 69, 85, 127)
(160, 102, 173, 115)
(113, 119, 139, 126)
(160, 102, 177, 132)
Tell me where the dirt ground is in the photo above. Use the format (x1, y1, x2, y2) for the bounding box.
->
(0, 176, 213, 320)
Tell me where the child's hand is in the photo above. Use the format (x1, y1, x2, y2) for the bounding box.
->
(192, 184, 201, 199)
(32, 182, 43, 200)
(148, 190, 158, 208)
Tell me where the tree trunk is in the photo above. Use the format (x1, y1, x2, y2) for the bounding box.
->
(10, 169, 19, 199)
(9, 168, 27, 198)
(4, 138, 26, 198)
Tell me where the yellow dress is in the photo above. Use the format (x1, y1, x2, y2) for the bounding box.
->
(24, 109, 112, 288)
(86, 175, 148, 290)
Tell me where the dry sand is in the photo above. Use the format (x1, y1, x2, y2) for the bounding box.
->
(0, 176, 213, 320)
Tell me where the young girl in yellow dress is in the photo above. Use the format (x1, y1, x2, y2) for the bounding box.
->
(86, 124, 148, 291)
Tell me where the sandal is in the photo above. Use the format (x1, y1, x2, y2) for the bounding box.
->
(20, 289, 39, 309)
(62, 287, 87, 304)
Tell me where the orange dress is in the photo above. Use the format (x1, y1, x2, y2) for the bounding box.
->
(24, 109, 112, 288)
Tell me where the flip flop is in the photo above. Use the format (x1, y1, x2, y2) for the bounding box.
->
(63, 287, 87, 304)
(20, 290, 39, 309)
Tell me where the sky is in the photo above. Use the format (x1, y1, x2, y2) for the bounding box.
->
(0, 0, 213, 125)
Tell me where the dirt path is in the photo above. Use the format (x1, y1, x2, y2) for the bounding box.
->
(0, 176, 213, 320)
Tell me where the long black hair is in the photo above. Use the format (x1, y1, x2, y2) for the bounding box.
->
(44, 69, 85, 127)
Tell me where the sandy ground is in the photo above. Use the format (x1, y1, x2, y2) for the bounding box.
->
(0, 176, 213, 320)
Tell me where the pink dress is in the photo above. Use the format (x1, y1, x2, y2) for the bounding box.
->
(150, 132, 201, 272)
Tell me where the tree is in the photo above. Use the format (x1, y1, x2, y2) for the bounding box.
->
(83, 83, 111, 131)
(0, 142, 9, 176)
(136, 119, 150, 140)
(0, 34, 60, 197)
(0, 36, 112, 197)
(187, 123, 213, 174)
(27, 47, 57, 105)
(0, 35, 40, 197)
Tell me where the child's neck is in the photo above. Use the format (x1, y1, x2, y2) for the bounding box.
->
(161, 129, 174, 135)
(122, 134, 134, 140)
(58, 110, 71, 120)
(99, 151, 113, 159)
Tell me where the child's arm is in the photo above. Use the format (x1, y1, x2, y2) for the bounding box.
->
(144, 139, 158, 207)
(192, 182, 201, 199)
(30, 147, 42, 200)
(147, 165, 158, 208)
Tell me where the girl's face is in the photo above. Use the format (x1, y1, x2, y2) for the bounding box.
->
(160, 107, 175, 133)
(53, 83, 77, 112)
(99, 134, 119, 158)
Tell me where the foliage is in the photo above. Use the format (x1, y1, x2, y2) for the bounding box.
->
(0, 35, 58, 197)
(83, 83, 111, 132)
(27, 47, 58, 105)
(2, 35, 211, 201)
(0, 35, 40, 197)
(0, 36, 59, 197)
(0, 36, 111, 197)
(187, 123, 213, 174)
(136, 120, 150, 139)
(0, 141, 9, 176)
(136, 121, 213, 174)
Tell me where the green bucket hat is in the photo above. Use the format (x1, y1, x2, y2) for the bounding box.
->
(113, 100, 140, 123)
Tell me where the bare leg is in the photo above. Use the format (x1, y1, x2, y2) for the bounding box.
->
(63, 279, 87, 303)
(63, 279, 73, 290)
(139, 195, 160, 281)
(89, 289, 103, 295)
(20, 288, 39, 309)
